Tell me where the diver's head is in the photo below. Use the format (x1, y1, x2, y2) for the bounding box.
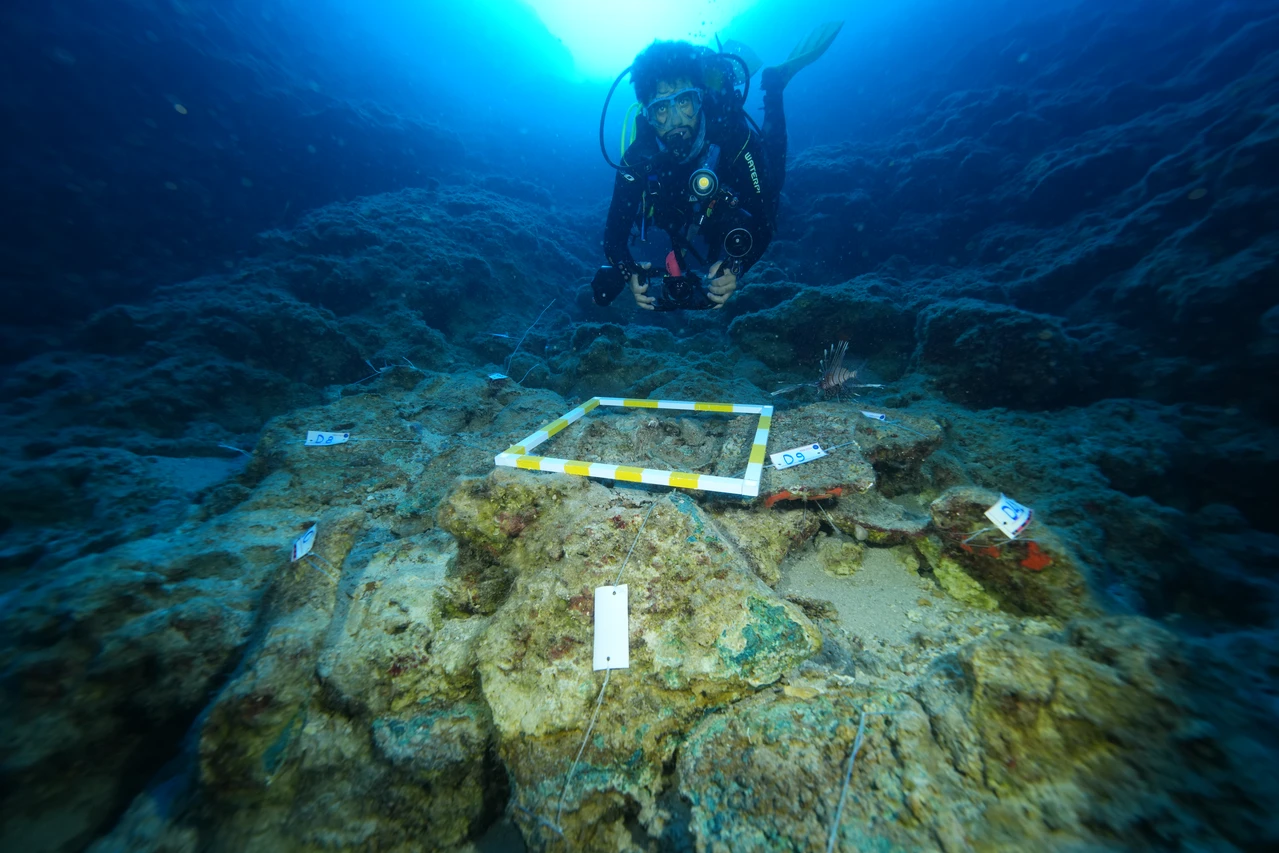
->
(632, 41, 712, 159)
(647, 77, 703, 154)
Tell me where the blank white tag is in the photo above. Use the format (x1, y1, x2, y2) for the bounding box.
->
(593, 585, 629, 671)
(487, 372, 508, 382)
(985, 495, 1033, 538)
(305, 430, 350, 446)
(770, 442, 827, 471)
(291, 525, 317, 561)
(860, 411, 888, 421)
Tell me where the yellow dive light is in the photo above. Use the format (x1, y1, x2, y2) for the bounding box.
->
(689, 144, 722, 199)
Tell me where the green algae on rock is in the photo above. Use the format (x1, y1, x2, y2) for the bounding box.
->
(916, 534, 1000, 611)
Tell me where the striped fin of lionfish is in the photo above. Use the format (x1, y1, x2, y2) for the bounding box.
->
(818, 340, 858, 397)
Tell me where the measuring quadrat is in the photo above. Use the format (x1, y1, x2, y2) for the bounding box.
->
(493, 396, 774, 497)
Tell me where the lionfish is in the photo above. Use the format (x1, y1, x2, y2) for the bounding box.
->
(771, 340, 883, 399)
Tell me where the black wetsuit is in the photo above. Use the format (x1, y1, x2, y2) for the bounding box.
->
(603, 81, 788, 281)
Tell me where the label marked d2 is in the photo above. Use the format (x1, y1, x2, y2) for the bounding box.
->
(305, 431, 350, 446)
(593, 584, 630, 671)
(291, 525, 317, 561)
(770, 443, 827, 471)
(985, 495, 1033, 539)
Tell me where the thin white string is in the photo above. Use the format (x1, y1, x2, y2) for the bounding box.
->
(816, 501, 841, 532)
(760, 436, 859, 471)
(826, 710, 891, 853)
(302, 555, 336, 583)
(612, 499, 660, 587)
(299, 438, 419, 445)
(551, 497, 661, 834)
(555, 667, 611, 829)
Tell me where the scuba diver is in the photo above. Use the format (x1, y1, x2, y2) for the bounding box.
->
(593, 23, 843, 312)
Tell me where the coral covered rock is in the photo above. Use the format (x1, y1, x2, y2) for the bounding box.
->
(728, 278, 918, 377)
(914, 298, 1092, 410)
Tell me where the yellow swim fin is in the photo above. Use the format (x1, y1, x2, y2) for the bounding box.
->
(771, 21, 844, 88)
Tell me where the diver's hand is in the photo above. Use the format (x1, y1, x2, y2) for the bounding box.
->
(707, 261, 737, 309)
(630, 263, 655, 310)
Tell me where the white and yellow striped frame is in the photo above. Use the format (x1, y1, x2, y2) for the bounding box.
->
(494, 396, 774, 497)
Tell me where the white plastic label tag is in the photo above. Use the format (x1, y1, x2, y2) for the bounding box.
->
(593, 585, 629, 671)
(861, 411, 888, 421)
(487, 372, 508, 381)
(770, 443, 827, 471)
(291, 525, 317, 561)
(306, 431, 350, 446)
(985, 495, 1033, 538)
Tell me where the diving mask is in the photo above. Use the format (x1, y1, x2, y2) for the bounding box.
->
(644, 87, 703, 128)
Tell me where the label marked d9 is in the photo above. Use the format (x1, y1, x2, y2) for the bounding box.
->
(770, 443, 827, 471)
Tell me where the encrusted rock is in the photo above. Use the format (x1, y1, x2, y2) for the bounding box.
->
(852, 409, 944, 495)
(707, 504, 821, 586)
(727, 279, 919, 376)
(0, 506, 362, 853)
(816, 535, 864, 576)
(679, 616, 1257, 852)
(914, 298, 1090, 410)
(925, 485, 1096, 618)
(826, 488, 932, 545)
(756, 403, 876, 506)
(192, 517, 501, 851)
(442, 469, 821, 849)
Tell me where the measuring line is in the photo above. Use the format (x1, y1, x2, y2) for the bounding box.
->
(826, 709, 894, 853)
(550, 496, 663, 836)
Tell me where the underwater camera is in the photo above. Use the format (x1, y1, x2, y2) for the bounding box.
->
(591, 215, 755, 312)
(591, 266, 715, 312)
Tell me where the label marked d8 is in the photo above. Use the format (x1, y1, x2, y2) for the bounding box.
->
(770, 443, 827, 471)
(305, 431, 350, 446)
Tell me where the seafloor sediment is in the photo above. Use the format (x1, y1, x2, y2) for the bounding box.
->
(2, 347, 1276, 851)
(3, 0, 1279, 850)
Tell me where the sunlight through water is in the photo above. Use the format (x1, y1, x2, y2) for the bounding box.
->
(522, 0, 762, 79)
